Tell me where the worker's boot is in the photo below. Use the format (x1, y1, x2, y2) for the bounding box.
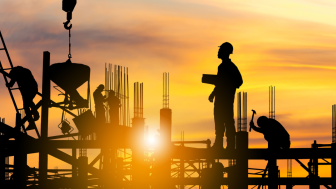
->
(226, 136, 235, 150)
(212, 137, 224, 150)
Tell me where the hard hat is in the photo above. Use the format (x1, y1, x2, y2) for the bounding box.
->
(257, 116, 269, 127)
(219, 42, 233, 54)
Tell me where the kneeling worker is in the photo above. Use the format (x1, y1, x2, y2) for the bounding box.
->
(250, 116, 290, 149)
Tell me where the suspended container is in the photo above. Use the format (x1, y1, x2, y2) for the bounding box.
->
(49, 59, 90, 109)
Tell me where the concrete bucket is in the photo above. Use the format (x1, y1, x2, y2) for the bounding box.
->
(49, 59, 90, 108)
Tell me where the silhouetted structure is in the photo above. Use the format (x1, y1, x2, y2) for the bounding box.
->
(1, 8, 336, 189)
(105, 64, 130, 126)
(202, 42, 243, 150)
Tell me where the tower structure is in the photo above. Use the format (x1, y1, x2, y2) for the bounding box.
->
(132, 82, 146, 189)
(231, 91, 248, 189)
(269, 86, 275, 119)
(160, 72, 171, 146)
(156, 72, 172, 189)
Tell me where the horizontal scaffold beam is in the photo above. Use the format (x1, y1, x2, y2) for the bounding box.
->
(171, 146, 334, 160)
(2, 122, 334, 160)
(169, 177, 333, 185)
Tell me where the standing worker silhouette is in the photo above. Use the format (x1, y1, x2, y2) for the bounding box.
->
(250, 116, 290, 149)
(208, 42, 243, 150)
(0, 66, 39, 129)
(107, 90, 120, 126)
(93, 84, 107, 124)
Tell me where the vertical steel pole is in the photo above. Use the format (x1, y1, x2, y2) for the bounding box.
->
(39, 51, 50, 188)
(72, 148, 77, 183)
(14, 113, 27, 188)
(0, 118, 4, 185)
(78, 156, 88, 189)
(332, 143, 336, 189)
(236, 131, 248, 189)
(333, 106, 336, 189)
(268, 146, 278, 189)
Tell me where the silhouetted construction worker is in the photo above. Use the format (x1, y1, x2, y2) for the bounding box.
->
(107, 90, 120, 126)
(250, 116, 290, 149)
(209, 42, 243, 150)
(0, 66, 39, 128)
(93, 84, 107, 123)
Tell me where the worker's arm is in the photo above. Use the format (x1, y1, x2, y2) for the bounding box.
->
(249, 121, 263, 133)
(102, 95, 107, 102)
(209, 87, 216, 103)
(5, 70, 16, 88)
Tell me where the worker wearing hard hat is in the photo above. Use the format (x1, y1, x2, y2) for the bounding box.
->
(250, 116, 291, 149)
(93, 84, 107, 124)
(208, 42, 243, 150)
(107, 90, 120, 126)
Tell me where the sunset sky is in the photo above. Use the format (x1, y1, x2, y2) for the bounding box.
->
(1, 0, 336, 183)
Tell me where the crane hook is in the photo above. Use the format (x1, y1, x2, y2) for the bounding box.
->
(63, 20, 72, 30)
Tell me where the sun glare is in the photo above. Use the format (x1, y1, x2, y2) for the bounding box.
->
(147, 136, 157, 146)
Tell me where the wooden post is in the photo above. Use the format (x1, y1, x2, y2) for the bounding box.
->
(78, 156, 88, 189)
(332, 143, 336, 189)
(0, 118, 5, 186)
(132, 117, 145, 189)
(72, 148, 77, 187)
(39, 51, 50, 188)
(236, 132, 248, 189)
(268, 146, 278, 189)
(14, 113, 27, 188)
(309, 141, 319, 189)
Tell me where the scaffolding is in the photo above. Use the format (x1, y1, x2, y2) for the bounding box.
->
(1, 31, 336, 189)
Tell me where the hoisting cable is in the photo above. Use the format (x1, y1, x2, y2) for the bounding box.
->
(68, 28, 71, 59)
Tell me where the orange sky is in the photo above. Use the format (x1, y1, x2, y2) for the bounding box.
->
(1, 0, 336, 186)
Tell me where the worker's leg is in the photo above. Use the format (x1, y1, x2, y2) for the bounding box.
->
(96, 106, 106, 124)
(22, 88, 39, 120)
(22, 98, 36, 130)
(213, 106, 224, 149)
(224, 102, 236, 149)
(28, 92, 39, 121)
(109, 110, 119, 126)
(214, 106, 225, 138)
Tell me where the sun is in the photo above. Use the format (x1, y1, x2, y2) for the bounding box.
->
(147, 136, 157, 146)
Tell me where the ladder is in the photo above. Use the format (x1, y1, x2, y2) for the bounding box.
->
(0, 31, 20, 114)
(0, 31, 40, 137)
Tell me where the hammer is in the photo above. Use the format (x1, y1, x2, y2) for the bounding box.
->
(249, 109, 256, 132)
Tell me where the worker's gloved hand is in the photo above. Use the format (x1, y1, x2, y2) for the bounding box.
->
(208, 93, 214, 103)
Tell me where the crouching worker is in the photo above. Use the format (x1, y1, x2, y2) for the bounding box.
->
(250, 116, 290, 149)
